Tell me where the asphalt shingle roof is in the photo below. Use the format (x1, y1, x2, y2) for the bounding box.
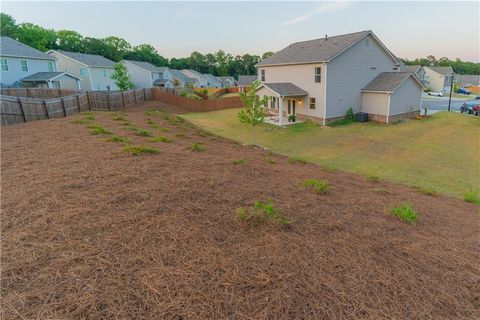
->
(457, 75, 480, 86)
(257, 30, 374, 66)
(0, 36, 54, 60)
(362, 72, 419, 92)
(262, 83, 308, 96)
(405, 65, 422, 73)
(125, 60, 165, 73)
(54, 50, 116, 68)
(20, 72, 80, 82)
(426, 66, 454, 75)
(237, 75, 257, 86)
(170, 69, 196, 85)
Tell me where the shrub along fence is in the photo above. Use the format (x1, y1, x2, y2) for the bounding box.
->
(1, 88, 152, 125)
(152, 87, 243, 112)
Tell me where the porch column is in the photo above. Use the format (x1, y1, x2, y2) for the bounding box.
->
(278, 95, 284, 126)
(47, 80, 53, 89)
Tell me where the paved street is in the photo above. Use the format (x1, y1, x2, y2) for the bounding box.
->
(421, 94, 478, 112)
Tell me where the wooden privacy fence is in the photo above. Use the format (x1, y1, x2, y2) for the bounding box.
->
(1, 88, 152, 125)
(152, 87, 243, 112)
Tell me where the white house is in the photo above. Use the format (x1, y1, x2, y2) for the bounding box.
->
(255, 30, 424, 124)
(47, 50, 118, 91)
(0, 36, 57, 87)
(218, 76, 236, 87)
(121, 60, 173, 88)
(423, 66, 455, 93)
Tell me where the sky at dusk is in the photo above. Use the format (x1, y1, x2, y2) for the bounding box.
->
(2, 1, 479, 61)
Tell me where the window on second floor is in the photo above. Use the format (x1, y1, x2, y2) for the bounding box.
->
(79, 68, 87, 76)
(47, 61, 54, 72)
(315, 67, 321, 83)
(1, 59, 8, 71)
(309, 97, 316, 109)
(261, 69, 265, 82)
(20, 60, 28, 72)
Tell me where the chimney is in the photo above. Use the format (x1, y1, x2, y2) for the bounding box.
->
(325, 34, 328, 40)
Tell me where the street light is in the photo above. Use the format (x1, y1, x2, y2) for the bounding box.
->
(448, 72, 454, 112)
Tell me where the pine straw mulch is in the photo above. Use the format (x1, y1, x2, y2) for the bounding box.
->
(1, 101, 479, 319)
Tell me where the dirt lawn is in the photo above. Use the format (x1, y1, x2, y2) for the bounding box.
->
(2, 101, 479, 319)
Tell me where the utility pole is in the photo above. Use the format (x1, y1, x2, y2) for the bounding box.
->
(447, 73, 454, 112)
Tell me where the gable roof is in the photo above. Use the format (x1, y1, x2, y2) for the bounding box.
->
(362, 72, 424, 93)
(203, 73, 222, 84)
(0, 36, 55, 60)
(426, 66, 454, 75)
(457, 75, 480, 86)
(169, 69, 197, 85)
(124, 60, 165, 73)
(20, 71, 81, 82)
(180, 69, 203, 79)
(237, 75, 257, 86)
(259, 83, 308, 97)
(50, 50, 116, 68)
(405, 65, 422, 73)
(257, 30, 399, 67)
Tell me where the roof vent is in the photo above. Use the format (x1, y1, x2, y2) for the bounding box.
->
(325, 35, 328, 40)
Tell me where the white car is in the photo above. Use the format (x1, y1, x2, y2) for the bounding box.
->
(427, 91, 444, 97)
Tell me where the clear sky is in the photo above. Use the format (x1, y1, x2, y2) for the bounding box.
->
(2, 1, 479, 61)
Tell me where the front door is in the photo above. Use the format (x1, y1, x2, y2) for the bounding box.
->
(287, 99, 296, 115)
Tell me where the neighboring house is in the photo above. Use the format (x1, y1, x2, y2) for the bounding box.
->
(457, 74, 480, 93)
(423, 66, 455, 92)
(237, 75, 257, 87)
(404, 65, 426, 85)
(218, 76, 236, 87)
(121, 60, 172, 88)
(169, 69, 198, 88)
(0, 36, 58, 88)
(203, 74, 223, 88)
(20, 72, 81, 89)
(47, 50, 118, 91)
(180, 69, 207, 87)
(255, 30, 423, 124)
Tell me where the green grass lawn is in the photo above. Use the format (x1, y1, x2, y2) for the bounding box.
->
(183, 109, 480, 199)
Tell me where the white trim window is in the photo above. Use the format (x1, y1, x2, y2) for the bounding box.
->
(314, 67, 321, 83)
(20, 60, 28, 72)
(270, 96, 276, 109)
(1, 58, 8, 71)
(79, 68, 87, 76)
(309, 97, 316, 109)
(261, 69, 265, 82)
(47, 61, 54, 72)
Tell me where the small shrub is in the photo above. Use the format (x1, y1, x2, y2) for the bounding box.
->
(236, 198, 292, 225)
(328, 108, 355, 127)
(189, 142, 205, 152)
(390, 203, 417, 223)
(366, 175, 380, 183)
(288, 156, 307, 164)
(161, 111, 170, 121)
(88, 124, 111, 135)
(145, 119, 159, 128)
(122, 145, 159, 156)
(124, 126, 152, 137)
(464, 190, 480, 205)
(107, 135, 129, 144)
(412, 186, 437, 196)
(180, 90, 188, 97)
(148, 136, 173, 143)
(170, 115, 185, 124)
(232, 159, 247, 165)
(303, 178, 330, 194)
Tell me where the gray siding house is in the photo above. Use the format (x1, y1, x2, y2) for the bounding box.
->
(0, 36, 56, 87)
(47, 50, 118, 91)
(121, 60, 172, 88)
(255, 30, 423, 124)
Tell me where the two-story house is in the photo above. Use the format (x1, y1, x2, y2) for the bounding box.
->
(423, 66, 455, 93)
(169, 69, 199, 88)
(255, 30, 424, 124)
(47, 50, 119, 91)
(0, 36, 80, 89)
(121, 60, 173, 88)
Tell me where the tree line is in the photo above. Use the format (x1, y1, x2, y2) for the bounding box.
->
(1, 13, 478, 77)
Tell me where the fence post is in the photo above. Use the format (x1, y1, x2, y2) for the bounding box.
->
(43, 99, 49, 119)
(121, 91, 125, 109)
(133, 89, 137, 104)
(18, 97, 27, 122)
(86, 92, 91, 110)
(143, 88, 147, 101)
(77, 94, 81, 113)
(61, 98, 67, 117)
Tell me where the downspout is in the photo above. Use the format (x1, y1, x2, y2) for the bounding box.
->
(278, 95, 284, 126)
(87, 68, 94, 91)
(386, 93, 391, 124)
(323, 63, 327, 126)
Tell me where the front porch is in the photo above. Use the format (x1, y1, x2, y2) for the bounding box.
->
(264, 109, 304, 126)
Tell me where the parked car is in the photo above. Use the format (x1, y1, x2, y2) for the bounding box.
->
(476, 96, 480, 100)
(427, 91, 443, 97)
(460, 102, 480, 115)
(456, 88, 471, 95)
